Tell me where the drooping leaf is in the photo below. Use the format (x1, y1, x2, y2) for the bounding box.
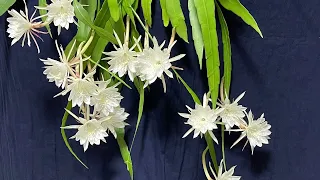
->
(94, 0, 111, 27)
(0, 0, 15, 16)
(188, 0, 204, 69)
(141, 0, 152, 26)
(218, 0, 263, 37)
(130, 79, 145, 151)
(38, 0, 52, 38)
(204, 133, 219, 173)
(121, 0, 136, 27)
(60, 101, 88, 169)
(159, 0, 169, 27)
(194, 0, 220, 107)
(173, 69, 201, 104)
(216, 3, 231, 95)
(108, 0, 120, 21)
(74, 0, 95, 27)
(116, 128, 134, 180)
(74, 0, 93, 41)
(165, 0, 188, 42)
(94, 26, 117, 44)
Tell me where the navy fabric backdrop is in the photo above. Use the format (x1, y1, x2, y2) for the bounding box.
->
(1, 0, 320, 179)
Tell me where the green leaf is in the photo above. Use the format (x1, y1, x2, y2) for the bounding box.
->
(216, 3, 231, 95)
(108, 0, 120, 21)
(94, 26, 117, 44)
(38, 0, 52, 38)
(188, 0, 204, 69)
(159, 0, 169, 27)
(141, 0, 152, 26)
(122, 0, 136, 27)
(194, 0, 220, 107)
(165, 0, 188, 42)
(130, 79, 145, 151)
(94, 0, 111, 27)
(0, 0, 15, 16)
(218, 0, 263, 37)
(204, 133, 218, 173)
(74, 0, 95, 27)
(116, 128, 134, 180)
(173, 69, 201, 105)
(60, 101, 88, 169)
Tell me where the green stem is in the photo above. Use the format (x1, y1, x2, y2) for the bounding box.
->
(116, 129, 134, 180)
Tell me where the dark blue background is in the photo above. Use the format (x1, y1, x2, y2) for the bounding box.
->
(1, 0, 319, 179)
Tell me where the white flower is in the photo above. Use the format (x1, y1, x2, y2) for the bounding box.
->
(138, 37, 185, 88)
(7, 0, 46, 53)
(230, 110, 271, 154)
(103, 31, 140, 81)
(218, 92, 247, 130)
(62, 109, 108, 151)
(41, 41, 70, 88)
(91, 80, 123, 116)
(211, 160, 241, 180)
(179, 93, 222, 144)
(37, 0, 75, 35)
(55, 71, 98, 107)
(100, 107, 129, 138)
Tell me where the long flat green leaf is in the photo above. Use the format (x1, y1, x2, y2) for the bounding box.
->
(108, 0, 120, 21)
(74, 0, 93, 41)
(116, 128, 134, 180)
(194, 0, 220, 107)
(122, 0, 136, 27)
(204, 133, 218, 172)
(141, 0, 152, 26)
(94, 0, 111, 27)
(0, 0, 15, 16)
(159, 0, 169, 27)
(130, 79, 145, 152)
(173, 69, 201, 104)
(218, 0, 263, 37)
(94, 26, 117, 44)
(165, 0, 188, 42)
(38, 0, 52, 38)
(188, 0, 204, 69)
(60, 101, 88, 168)
(216, 3, 231, 95)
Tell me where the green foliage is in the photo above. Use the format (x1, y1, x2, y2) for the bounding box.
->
(194, 0, 220, 107)
(108, 0, 120, 21)
(60, 102, 88, 169)
(216, 3, 231, 95)
(165, 0, 188, 42)
(159, 0, 169, 27)
(130, 79, 145, 151)
(188, 0, 204, 69)
(173, 69, 201, 104)
(0, 0, 15, 16)
(141, 0, 153, 26)
(218, 0, 263, 37)
(74, 0, 117, 44)
(116, 128, 134, 180)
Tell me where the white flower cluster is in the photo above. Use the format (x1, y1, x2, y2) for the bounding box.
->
(41, 41, 128, 151)
(179, 92, 271, 154)
(6, 0, 76, 53)
(103, 31, 185, 91)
